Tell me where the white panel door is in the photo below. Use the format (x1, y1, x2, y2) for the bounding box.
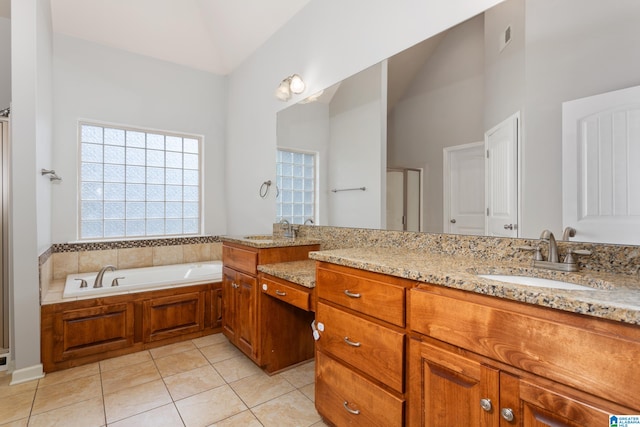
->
(485, 113, 519, 237)
(443, 142, 485, 235)
(563, 85, 640, 244)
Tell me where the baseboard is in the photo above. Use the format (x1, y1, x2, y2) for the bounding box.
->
(10, 363, 44, 385)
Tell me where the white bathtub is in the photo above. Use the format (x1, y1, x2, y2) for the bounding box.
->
(63, 261, 223, 298)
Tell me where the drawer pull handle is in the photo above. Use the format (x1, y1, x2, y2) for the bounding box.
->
(275, 290, 287, 296)
(343, 337, 361, 347)
(344, 290, 361, 298)
(343, 401, 360, 415)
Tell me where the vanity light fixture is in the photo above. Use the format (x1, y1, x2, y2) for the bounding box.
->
(275, 74, 306, 101)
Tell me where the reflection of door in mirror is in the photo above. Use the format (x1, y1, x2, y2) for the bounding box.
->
(386, 168, 422, 232)
(443, 142, 485, 235)
(563, 85, 640, 245)
(485, 113, 519, 237)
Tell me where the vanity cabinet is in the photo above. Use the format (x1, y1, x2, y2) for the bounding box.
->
(221, 241, 319, 367)
(408, 283, 640, 426)
(314, 262, 412, 426)
(41, 282, 221, 372)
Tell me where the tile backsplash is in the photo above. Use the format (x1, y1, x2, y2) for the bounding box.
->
(39, 236, 222, 299)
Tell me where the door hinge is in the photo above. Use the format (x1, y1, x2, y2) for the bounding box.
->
(486, 149, 490, 159)
(486, 208, 490, 216)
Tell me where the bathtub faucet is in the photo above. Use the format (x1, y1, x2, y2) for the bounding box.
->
(94, 265, 116, 288)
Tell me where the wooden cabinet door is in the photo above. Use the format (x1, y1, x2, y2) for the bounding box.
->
(53, 302, 134, 362)
(222, 267, 238, 342)
(211, 284, 223, 330)
(410, 339, 499, 427)
(519, 379, 634, 427)
(143, 292, 205, 342)
(236, 271, 257, 359)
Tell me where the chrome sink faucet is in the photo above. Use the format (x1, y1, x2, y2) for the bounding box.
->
(280, 219, 295, 238)
(94, 265, 116, 288)
(539, 229, 559, 263)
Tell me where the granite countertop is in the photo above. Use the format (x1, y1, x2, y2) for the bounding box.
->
(308, 247, 640, 325)
(258, 260, 316, 288)
(221, 235, 321, 249)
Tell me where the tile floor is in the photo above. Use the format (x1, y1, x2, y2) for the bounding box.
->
(0, 334, 327, 427)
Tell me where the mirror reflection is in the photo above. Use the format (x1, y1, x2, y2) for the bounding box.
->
(276, 0, 640, 244)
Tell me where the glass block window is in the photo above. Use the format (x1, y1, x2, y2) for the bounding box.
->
(79, 122, 201, 239)
(276, 149, 316, 225)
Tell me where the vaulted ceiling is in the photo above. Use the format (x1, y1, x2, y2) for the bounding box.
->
(8, 0, 309, 75)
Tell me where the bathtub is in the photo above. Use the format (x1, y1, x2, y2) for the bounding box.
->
(63, 261, 223, 298)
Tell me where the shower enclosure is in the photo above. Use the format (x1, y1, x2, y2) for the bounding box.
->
(0, 117, 8, 355)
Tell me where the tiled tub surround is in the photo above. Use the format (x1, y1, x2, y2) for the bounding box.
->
(39, 236, 222, 303)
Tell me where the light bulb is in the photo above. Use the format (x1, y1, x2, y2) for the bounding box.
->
(289, 74, 305, 94)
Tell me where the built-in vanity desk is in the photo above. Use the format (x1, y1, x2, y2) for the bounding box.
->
(220, 236, 320, 373)
(309, 246, 640, 427)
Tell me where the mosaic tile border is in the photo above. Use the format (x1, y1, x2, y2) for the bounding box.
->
(39, 235, 221, 266)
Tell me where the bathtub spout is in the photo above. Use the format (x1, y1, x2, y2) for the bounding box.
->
(94, 265, 116, 288)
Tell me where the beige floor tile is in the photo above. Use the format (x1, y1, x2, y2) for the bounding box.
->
(175, 385, 247, 427)
(0, 418, 28, 427)
(299, 383, 315, 402)
(213, 356, 263, 383)
(230, 372, 295, 408)
(150, 341, 196, 359)
(191, 333, 227, 349)
(101, 360, 160, 395)
(252, 390, 321, 427)
(310, 421, 329, 427)
(0, 390, 35, 425)
(199, 341, 242, 364)
(38, 363, 99, 387)
(0, 374, 38, 398)
(100, 350, 152, 373)
(209, 410, 262, 427)
(277, 361, 315, 388)
(32, 374, 102, 415)
(27, 396, 104, 427)
(154, 349, 209, 378)
(163, 365, 225, 401)
(103, 379, 172, 424)
(107, 403, 184, 427)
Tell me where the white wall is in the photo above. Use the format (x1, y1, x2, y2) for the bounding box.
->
(328, 63, 384, 229)
(388, 14, 485, 233)
(225, 0, 503, 235)
(51, 34, 228, 242)
(0, 17, 10, 109)
(521, 0, 640, 238)
(10, 0, 52, 381)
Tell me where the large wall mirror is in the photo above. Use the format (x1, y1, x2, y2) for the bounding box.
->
(276, 0, 640, 245)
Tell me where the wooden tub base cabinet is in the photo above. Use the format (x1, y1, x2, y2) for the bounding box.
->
(41, 282, 222, 373)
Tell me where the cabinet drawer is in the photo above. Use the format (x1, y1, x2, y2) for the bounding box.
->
(316, 302, 405, 392)
(223, 244, 258, 275)
(316, 264, 406, 327)
(260, 275, 310, 311)
(316, 351, 404, 427)
(409, 285, 640, 408)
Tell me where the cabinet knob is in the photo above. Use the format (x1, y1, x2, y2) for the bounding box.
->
(479, 398, 492, 412)
(343, 401, 360, 415)
(500, 407, 515, 422)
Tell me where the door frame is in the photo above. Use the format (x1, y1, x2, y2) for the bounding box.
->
(386, 167, 424, 232)
(442, 141, 484, 234)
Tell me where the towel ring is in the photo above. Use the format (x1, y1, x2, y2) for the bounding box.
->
(259, 180, 272, 198)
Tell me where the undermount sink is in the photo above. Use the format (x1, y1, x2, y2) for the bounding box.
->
(243, 234, 274, 240)
(478, 274, 597, 291)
